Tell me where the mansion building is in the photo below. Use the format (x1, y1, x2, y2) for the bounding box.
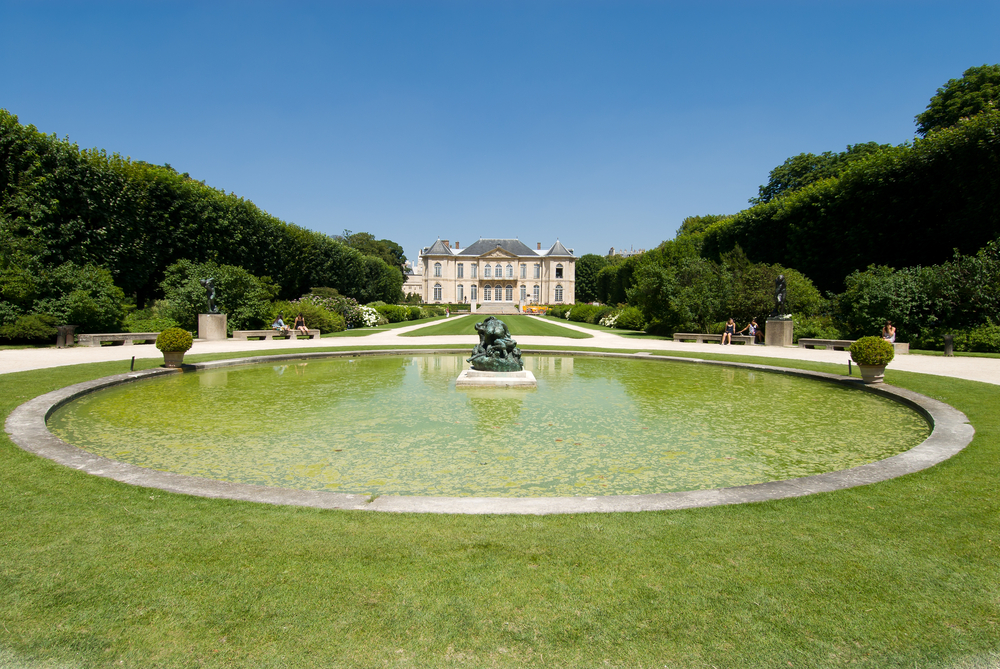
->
(414, 238, 575, 305)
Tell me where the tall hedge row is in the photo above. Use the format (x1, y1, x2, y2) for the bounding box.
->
(0, 110, 402, 308)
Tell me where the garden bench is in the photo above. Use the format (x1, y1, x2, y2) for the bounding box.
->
(672, 333, 756, 345)
(797, 338, 909, 354)
(232, 329, 321, 341)
(76, 332, 159, 347)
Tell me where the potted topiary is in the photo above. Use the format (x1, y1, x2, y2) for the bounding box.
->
(849, 336, 895, 384)
(156, 327, 193, 368)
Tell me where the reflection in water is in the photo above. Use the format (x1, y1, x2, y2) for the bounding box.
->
(49, 355, 930, 498)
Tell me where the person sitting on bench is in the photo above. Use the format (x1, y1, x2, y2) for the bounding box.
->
(271, 314, 289, 335)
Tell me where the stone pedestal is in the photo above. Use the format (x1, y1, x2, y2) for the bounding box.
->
(455, 369, 537, 388)
(471, 302, 477, 313)
(765, 318, 793, 347)
(198, 313, 228, 341)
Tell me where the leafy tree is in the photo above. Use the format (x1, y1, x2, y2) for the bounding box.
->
(916, 64, 1000, 137)
(159, 260, 278, 333)
(750, 142, 890, 205)
(676, 214, 730, 238)
(338, 230, 408, 278)
(574, 254, 607, 303)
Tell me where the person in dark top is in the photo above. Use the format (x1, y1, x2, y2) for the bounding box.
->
(722, 318, 736, 345)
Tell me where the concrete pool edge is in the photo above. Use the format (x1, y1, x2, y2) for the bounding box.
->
(5, 349, 975, 515)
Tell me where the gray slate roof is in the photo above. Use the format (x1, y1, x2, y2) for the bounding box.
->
(456, 238, 539, 257)
(546, 240, 572, 256)
(424, 239, 454, 255)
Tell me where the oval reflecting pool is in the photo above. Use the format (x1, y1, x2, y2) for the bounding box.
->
(48, 354, 930, 497)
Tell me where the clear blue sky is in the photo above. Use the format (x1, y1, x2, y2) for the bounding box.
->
(3, 1, 998, 263)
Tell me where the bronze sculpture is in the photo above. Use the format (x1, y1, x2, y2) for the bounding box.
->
(467, 316, 523, 372)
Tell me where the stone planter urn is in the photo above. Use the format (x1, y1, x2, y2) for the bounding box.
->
(162, 350, 186, 368)
(849, 336, 895, 385)
(156, 327, 194, 369)
(857, 364, 887, 384)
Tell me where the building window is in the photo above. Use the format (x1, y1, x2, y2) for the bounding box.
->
(434, 262, 442, 278)
(555, 285, 563, 302)
(457, 264, 464, 278)
(533, 264, 540, 279)
(520, 264, 526, 279)
(471, 284, 477, 301)
(506, 264, 513, 278)
(434, 283, 442, 301)
(484, 285, 492, 301)
(555, 263, 563, 279)
(484, 264, 491, 278)
(520, 285, 526, 302)
(457, 284, 464, 302)
(533, 285, 540, 302)
(471, 264, 477, 278)
(505, 285, 513, 301)
(494, 264, 502, 277)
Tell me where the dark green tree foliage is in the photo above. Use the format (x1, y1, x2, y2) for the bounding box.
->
(916, 64, 1000, 137)
(338, 231, 407, 278)
(0, 261, 125, 333)
(0, 110, 403, 307)
(675, 214, 730, 238)
(835, 241, 1000, 346)
(749, 142, 890, 205)
(159, 260, 279, 333)
(574, 254, 607, 303)
(701, 109, 1000, 292)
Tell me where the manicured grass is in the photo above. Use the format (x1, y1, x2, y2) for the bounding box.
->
(319, 315, 447, 337)
(401, 314, 592, 338)
(1, 347, 999, 668)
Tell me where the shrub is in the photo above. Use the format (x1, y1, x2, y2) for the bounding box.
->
(375, 304, 408, 323)
(407, 306, 423, 320)
(567, 304, 598, 323)
(548, 304, 572, 319)
(613, 306, 645, 330)
(155, 327, 193, 352)
(123, 308, 180, 333)
(955, 321, 1000, 353)
(588, 306, 615, 324)
(849, 336, 895, 366)
(792, 315, 842, 343)
(160, 260, 278, 334)
(0, 314, 59, 341)
(31, 263, 126, 333)
(424, 306, 446, 317)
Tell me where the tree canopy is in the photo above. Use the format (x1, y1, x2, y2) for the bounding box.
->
(916, 64, 1000, 137)
(750, 142, 890, 205)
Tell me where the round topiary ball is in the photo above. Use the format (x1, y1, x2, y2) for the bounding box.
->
(156, 327, 193, 353)
(849, 336, 895, 366)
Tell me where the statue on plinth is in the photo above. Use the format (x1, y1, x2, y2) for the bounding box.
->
(467, 316, 523, 372)
(200, 278, 219, 314)
(770, 274, 789, 319)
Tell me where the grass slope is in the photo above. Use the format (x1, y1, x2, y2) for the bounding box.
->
(1, 350, 998, 668)
(401, 314, 592, 338)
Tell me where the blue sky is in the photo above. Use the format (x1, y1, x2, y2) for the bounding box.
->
(3, 1, 998, 263)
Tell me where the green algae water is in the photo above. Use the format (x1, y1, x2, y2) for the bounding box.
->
(48, 355, 929, 497)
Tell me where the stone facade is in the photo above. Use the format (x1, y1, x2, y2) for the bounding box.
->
(419, 238, 575, 305)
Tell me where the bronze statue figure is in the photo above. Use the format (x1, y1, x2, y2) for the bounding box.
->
(467, 316, 523, 372)
(200, 278, 219, 314)
(771, 274, 787, 318)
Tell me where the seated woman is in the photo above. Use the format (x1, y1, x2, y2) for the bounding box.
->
(293, 312, 309, 335)
(739, 318, 762, 344)
(722, 318, 736, 345)
(271, 315, 289, 335)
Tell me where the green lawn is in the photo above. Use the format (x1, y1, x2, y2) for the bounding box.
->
(1, 347, 999, 668)
(320, 315, 447, 337)
(401, 314, 592, 338)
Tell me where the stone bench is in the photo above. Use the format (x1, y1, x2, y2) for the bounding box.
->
(672, 333, 756, 345)
(798, 338, 909, 354)
(232, 329, 321, 341)
(77, 332, 160, 347)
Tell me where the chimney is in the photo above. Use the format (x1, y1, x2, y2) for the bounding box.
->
(442, 240, 449, 249)
(537, 242, 541, 250)
(455, 241, 459, 249)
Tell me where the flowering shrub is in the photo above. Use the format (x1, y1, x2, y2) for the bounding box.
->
(358, 305, 381, 327)
(599, 311, 620, 327)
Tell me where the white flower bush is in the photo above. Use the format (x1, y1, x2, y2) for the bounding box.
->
(599, 310, 621, 328)
(358, 305, 381, 327)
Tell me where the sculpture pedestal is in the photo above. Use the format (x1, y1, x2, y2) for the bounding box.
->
(198, 313, 228, 341)
(765, 318, 793, 347)
(456, 369, 537, 388)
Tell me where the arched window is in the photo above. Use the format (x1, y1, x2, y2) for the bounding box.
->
(533, 285, 540, 303)
(457, 284, 464, 302)
(505, 285, 513, 301)
(555, 263, 564, 279)
(434, 262, 442, 277)
(434, 283, 442, 301)
(484, 264, 491, 278)
(520, 285, 526, 302)
(470, 284, 478, 301)
(484, 285, 492, 301)
(506, 264, 513, 278)
(554, 285, 563, 302)
(495, 264, 502, 277)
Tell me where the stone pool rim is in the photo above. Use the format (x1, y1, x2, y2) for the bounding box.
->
(5, 349, 974, 515)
